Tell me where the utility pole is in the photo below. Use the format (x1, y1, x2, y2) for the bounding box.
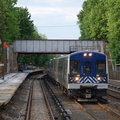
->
(0, 1, 4, 80)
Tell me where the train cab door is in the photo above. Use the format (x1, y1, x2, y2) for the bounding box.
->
(81, 60, 95, 78)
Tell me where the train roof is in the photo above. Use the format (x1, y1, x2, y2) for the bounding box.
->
(50, 51, 106, 61)
(70, 51, 106, 56)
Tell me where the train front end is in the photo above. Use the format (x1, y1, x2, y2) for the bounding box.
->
(68, 51, 108, 101)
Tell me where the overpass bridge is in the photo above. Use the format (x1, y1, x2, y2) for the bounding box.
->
(13, 39, 104, 54)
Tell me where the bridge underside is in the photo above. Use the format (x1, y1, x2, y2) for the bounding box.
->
(14, 39, 104, 54)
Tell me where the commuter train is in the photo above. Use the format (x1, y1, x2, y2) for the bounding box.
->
(48, 51, 108, 101)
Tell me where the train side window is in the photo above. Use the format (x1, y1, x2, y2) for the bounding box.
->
(96, 60, 106, 74)
(85, 61, 91, 74)
(58, 59, 62, 75)
(70, 60, 80, 74)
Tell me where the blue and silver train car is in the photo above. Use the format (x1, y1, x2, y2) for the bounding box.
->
(48, 51, 108, 101)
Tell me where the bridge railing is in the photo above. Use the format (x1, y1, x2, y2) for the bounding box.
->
(70, 46, 102, 53)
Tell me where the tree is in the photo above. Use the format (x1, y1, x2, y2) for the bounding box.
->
(106, 0, 120, 63)
(2, 0, 20, 42)
(16, 7, 49, 67)
(77, 0, 120, 63)
(77, 0, 108, 41)
(32, 26, 47, 39)
(16, 7, 34, 39)
(19, 54, 57, 68)
(1, 0, 51, 67)
(77, 1, 91, 39)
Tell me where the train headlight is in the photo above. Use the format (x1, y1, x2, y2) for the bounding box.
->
(75, 77, 79, 81)
(83, 53, 87, 57)
(89, 53, 92, 56)
(74, 77, 80, 82)
(69, 76, 80, 83)
(97, 77, 101, 80)
(83, 53, 93, 57)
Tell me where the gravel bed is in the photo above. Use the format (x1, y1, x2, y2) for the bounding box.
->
(43, 81, 64, 120)
(0, 74, 119, 120)
(47, 81, 94, 120)
(0, 74, 65, 120)
(102, 96, 120, 116)
(47, 80, 120, 120)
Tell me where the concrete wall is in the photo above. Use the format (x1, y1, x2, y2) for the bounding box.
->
(4, 44, 18, 73)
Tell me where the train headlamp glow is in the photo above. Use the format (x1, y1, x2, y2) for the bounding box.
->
(70, 76, 80, 83)
(97, 77, 101, 80)
(83, 53, 92, 57)
(89, 53, 92, 56)
(75, 77, 79, 81)
(83, 53, 87, 56)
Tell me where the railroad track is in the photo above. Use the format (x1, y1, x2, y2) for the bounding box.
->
(24, 75, 54, 120)
(47, 75, 120, 120)
(44, 79, 71, 120)
(108, 84, 120, 92)
(24, 74, 70, 120)
(107, 89, 120, 101)
(24, 77, 34, 120)
(40, 80, 55, 120)
(74, 101, 120, 120)
(24, 74, 119, 120)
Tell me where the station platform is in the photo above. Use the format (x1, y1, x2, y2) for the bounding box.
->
(0, 72, 29, 106)
(109, 79, 120, 86)
(108, 79, 120, 92)
(0, 69, 44, 106)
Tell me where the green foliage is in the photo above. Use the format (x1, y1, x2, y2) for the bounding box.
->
(1, 0, 45, 41)
(32, 26, 47, 39)
(1, 0, 49, 67)
(19, 54, 57, 67)
(77, 0, 120, 63)
(16, 7, 34, 39)
(106, 0, 120, 63)
(77, 0, 108, 41)
(1, 0, 20, 42)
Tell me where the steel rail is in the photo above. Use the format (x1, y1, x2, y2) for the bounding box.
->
(39, 80, 55, 120)
(98, 103, 120, 119)
(107, 89, 120, 100)
(74, 100, 97, 120)
(24, 79, 34, 120)
(75, 100, 120, 120)
(108, 84, 120, 91)
(108, 94, 120, 101)
(44, 80, 71, 120)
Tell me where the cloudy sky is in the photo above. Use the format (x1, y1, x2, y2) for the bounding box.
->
(17, 0, 85, 39)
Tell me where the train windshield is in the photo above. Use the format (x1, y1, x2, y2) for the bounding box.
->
(85, 61, 91, 74)
(70, 60, 80, 74)
(96, 60, 106, 74)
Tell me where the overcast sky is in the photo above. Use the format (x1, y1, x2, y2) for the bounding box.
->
(17, 0, 85, 39)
